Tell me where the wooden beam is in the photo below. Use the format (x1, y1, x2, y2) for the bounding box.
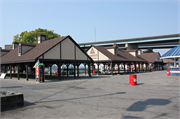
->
(10, 65, 12, 79)
(88, 62, 91, 77)
(25, 64, 29, 81)
(17, 64, 20, 80)
(74, 63, 76, 79)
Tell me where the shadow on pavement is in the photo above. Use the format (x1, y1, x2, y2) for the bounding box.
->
(127, 99, 171, 111)
(1, 101, 36, 112)
(122, 116, 143, 119)
(35, 92, 126, 104)
(137, 83, 144, 85)
(44, 75, 111, 83)
(1, 86, 23, 89)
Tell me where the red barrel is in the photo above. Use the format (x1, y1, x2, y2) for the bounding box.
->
(93, 70, 96, 74)
(150, 68, 152, 72)
(167, 69, 170, 76)
(129, 74, 137, 85)
(56, 71, 58, 75)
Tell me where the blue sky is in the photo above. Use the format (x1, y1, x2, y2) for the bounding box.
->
(0, 0, 179, 55)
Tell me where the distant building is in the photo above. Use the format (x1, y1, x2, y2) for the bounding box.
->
(138, 52, 163, 70)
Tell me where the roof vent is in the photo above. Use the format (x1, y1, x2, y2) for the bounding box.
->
(37, 34, 46, 43)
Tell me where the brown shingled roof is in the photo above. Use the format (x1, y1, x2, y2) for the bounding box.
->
(138, 52, 162, 63)
(1, 36, 67, 64)
(93, 46, 147, 62)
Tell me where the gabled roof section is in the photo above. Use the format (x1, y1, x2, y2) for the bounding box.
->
(92, 46, 147, 62)
(1, 36, 93, 64)
(139, 52, 161, 63)
(1, 36, 67, 64)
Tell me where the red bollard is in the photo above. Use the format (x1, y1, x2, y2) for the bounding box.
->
(167, 69, 170, 76)
(129, 74, 137, 85)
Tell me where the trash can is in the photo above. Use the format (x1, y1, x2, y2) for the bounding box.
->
(167, 69, 170, 76)
(129, 74, 137, 85)
(68, 70, 71, 75)
(150, 68, 152, 72)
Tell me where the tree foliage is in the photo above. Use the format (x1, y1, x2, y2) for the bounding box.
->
(13, 28, 61, 43)
(143, 48, 154, 53)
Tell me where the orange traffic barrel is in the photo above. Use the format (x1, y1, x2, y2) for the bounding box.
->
(129, 74, 137, 85)
(167, 69, 170, 76)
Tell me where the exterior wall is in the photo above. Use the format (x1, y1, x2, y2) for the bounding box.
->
(129, 52, 136, 57)
(162, 58, 174, 63)
(76, 46, 88, 60)
(99, 51, 109, 60)
(38, 37, 41, 43)
(87, 47, 98, 61)
(5, 45, 12, 50)
(138, 50, 142, 55)
(107, 49, 114, 55)
(41, 38, 90, 61)
(155, 54, 162, 62)
(87, 47, 109, 61)
(38, 56, 43, 59)
(61, 38, 75, 60)
(22, 46, 34, 55)
(44, 44, 60, 59)
(1, 51, 8, 57)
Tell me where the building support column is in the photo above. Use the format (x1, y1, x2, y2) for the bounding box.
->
(146, 63, 148, 72)
(67, 64, 69, 77)
(25, 64, 29, 81)
(84, 64, 86, 75)
(17, 64, 20, 80)
(118, 63, 120, 74)
(138, 62, 140, 72)
(103, 63, 105, 74)
(174, 58, 176, 67)
(124, 63, 126, 74)
(50, 65, 52, 76)
(134, 62, 137, 73)
(77, 63, 80, 78)
(88, 62, 91, 77)
(74, 62, 76, 79)
(111, 62, 114, 76)
(129, 63, 131, 73)
(97, 63, 99, 75)
(10, 65, 12, 79)
(57, 62, 62, 80)
(111, 62, 113, 75)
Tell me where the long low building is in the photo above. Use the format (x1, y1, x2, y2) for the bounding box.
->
(86, 43, 149, 75)
(0, 34, 93, 81)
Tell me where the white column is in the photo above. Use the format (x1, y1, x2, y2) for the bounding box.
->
(174, 58, 176, 67)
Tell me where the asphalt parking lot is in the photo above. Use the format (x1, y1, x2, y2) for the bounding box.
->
(1, 71, 179, 119)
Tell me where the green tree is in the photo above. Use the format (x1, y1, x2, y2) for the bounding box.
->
(13, 28, 61, 43)
(143, 48, 154, 53)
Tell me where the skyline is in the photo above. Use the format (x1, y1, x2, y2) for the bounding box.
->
(0, 0, 179, 55)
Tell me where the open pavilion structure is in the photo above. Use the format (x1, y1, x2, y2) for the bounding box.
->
(86, 44, 148, 75)
(0, 34, 93, 81)
(160, 45, 180, 67)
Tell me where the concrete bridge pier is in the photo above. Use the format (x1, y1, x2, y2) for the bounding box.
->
(125, 44, 138, 50)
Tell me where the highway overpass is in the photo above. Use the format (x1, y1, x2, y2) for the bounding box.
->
(79, 34, 180, 50)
